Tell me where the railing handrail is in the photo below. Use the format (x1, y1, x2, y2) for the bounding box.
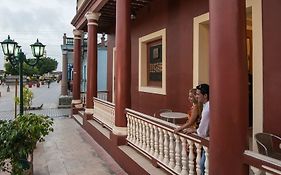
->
(244, 150, 281, 174)
(94, 97, 114, 108)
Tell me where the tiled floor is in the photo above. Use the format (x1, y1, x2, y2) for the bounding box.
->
(33, 117, 127, 175)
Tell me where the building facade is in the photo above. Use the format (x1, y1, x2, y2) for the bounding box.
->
(70, 0, 281, 174)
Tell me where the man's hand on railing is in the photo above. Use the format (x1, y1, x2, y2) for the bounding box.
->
(174, 126, 182, 133)
(183, 128, 196, 134)
(174, 127, 196, 134)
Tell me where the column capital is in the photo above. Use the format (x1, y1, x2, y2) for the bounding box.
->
(73, 29, 83, 39)
(85, 12, 101, 26)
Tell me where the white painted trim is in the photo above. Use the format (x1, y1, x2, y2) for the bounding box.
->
(112, 47, 116, 104)
(138, 28, 167, 95)
(87, 22, 98, 26)
(193, 13, 209, 87)
(248, 0, 263, 152)
(262, 165, 281, 175)
(112, 126, 127, 136)
(244, 150, 281, 167)
(72, 99, 81, 104)
(73, 29, 83, 36)
(85, 12, 101, 21)
(74, 36, 81, 40)
(85, 108, 94, 114)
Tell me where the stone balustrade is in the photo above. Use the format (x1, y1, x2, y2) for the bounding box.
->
(126, 109, 209, 175)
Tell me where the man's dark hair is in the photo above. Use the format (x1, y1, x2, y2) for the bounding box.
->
(196, 83, 209, 98)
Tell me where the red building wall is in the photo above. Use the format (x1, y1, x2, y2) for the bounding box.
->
(107, 0, 208, 116)
(263, 0, 281, 137)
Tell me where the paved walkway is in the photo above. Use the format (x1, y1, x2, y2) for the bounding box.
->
(0, 82, 70, 120)
(0, 117, 127, 175)
(1, 82, 128, 175)
(33, 117, 127, 175)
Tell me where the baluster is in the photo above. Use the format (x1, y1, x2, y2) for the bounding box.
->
(142, 121, 146, 150)
(158, 127, 164, 161)
(203, 146, 209, 175)
(139, 120, 144, 149)
(180, 137, 188, 175)
(129, 115, 134, 142)
(153, 125, 159, 158)
(250, 166, 262, 175)
(132, 117, 137, 144)
(149, 124, 154, 155)
(163, 130, 169, 165)
(195, 143, 202, 175)
(135, 118, 140, 146)
(138, 119, 142, 148)
(188, 140, 195, 175)
(168, 132, 175, 169)
(145, 122, 150, 153)
(126, 115, 131, 141)
(129, 115, 133, 142)
(174, 134, 182, 173)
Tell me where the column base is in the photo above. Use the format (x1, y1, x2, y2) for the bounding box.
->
(84, 113, 93, 120)
(71, 99, 83, 115)
(84, 108, 94, 120)
(110, 132, 127, 146)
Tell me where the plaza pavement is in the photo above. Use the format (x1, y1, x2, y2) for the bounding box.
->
(0, 81, 70, 120)
(0, 81, 128, 175)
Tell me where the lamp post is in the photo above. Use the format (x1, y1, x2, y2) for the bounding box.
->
(1, 35, 45, 116)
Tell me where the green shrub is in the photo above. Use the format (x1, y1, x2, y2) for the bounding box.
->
(0, 114, 54, 174)
(15, 87, 33, 110)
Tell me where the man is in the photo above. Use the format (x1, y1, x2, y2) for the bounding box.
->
(196, 83, 210, 138)
(196, 83, 210, 174)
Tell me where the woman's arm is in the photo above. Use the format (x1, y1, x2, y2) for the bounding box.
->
(185, 105, 199, 127)
(174, 114, 190, 133)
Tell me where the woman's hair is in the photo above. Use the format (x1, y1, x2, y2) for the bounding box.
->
(189, 88, 203, 114)
(189, 88, 197, 103)
(189, 88, 196, 95)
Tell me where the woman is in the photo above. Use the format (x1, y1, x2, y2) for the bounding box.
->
(174, 88, 202, 133)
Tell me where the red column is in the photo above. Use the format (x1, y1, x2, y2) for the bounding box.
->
(209, 0, 248, 174)
(85, 12, 100, 118)
(72, 29, 83, 104)
(112, 0, 131, 144)
(61, 50, 68, 96)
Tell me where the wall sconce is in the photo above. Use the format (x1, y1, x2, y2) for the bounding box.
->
(131, 11, 136, 20)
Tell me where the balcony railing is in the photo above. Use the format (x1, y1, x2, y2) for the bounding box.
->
(87, 101, 281, 174)
(80, 91, 108, 105)
(66, 37, 74, 45)
(93, 97, 115, 131)
(244, 150, 281, 175)
(126, 109, 209, 175)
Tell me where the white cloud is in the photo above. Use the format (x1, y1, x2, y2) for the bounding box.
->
(0, 0, 76, 71)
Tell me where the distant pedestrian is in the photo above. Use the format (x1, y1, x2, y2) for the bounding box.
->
(47, 80, 51, 88)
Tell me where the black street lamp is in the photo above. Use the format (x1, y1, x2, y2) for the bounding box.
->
(1, 35, 45, 116)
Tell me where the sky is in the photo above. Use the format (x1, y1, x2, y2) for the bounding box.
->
(0, 0, 77, 71)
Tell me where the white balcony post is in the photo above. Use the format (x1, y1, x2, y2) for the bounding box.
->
(188, 140, 195, 175)
(180, 137, 188, 175)
(195, 143, 202, 175)
(168, 132, 175, 169)
(174, 134, 182, 173)
(149, 124, 154, 155)
(163, 130, 169, 164)
(158, 127, 164, 161)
